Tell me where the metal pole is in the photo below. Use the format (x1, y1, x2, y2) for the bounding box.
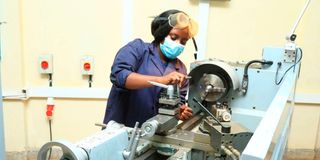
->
(0, 21, 6, 160)
(0, 69, 5, 160)
(287, 0, 312, 41)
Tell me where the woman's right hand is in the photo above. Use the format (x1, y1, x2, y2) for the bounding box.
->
(160, 71, 186, 86)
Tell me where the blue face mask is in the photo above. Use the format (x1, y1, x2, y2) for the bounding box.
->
(160, 37, 185, 60)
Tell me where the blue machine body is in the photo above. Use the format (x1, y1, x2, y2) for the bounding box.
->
(229, 47, 301, 159)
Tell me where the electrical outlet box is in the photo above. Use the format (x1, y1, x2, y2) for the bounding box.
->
(38, 54, 53, 74)
(284, 42, 297, 63)
(81, 55, 94, 75)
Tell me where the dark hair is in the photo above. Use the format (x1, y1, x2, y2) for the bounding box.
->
(151, 9, 182, 44)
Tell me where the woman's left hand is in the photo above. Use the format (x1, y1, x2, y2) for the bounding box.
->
(177, 104, 193, 120)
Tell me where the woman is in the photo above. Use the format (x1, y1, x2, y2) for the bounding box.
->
(103, 9, 198, 127)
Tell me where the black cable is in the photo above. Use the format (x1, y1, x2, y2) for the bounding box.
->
(241, 60, 273, 95)
(275, 62, 282, 85)
(244, 60, 273, 77)
(49, 73, 53, 87)
(275, 48, 303, 85)
(192, 37, 198, 60)
(89, 75, 93, 88)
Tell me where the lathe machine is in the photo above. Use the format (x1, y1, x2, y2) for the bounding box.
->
(37, 46, 301, 160)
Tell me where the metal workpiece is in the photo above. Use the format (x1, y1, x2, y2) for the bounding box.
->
(200, 117, 252, 157)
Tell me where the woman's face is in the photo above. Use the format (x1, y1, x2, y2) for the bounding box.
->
(166, 27, 190, 46)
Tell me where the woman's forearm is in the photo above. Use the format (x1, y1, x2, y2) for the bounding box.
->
(125, 72, 163, 89)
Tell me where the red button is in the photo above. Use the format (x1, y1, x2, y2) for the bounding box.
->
(41, 61, 49, 69)
(84, 63, 91, 71)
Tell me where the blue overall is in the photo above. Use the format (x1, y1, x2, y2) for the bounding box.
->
(103, 39, 188, 127)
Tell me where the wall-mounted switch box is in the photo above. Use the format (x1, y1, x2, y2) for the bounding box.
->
(81, 55, 94, 75)
(38, 54, 53, 74)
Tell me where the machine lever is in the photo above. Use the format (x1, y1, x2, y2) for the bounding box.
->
(128, 122, 139, 151)
(193, 97, 230, 133)
(123, 122, 140, 160)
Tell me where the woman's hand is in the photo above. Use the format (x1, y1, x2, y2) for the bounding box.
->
(176, 104, 193, 121)
(160, 71, 186, 87)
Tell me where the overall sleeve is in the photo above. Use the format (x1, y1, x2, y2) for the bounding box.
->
(110, 39, 145, 89)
